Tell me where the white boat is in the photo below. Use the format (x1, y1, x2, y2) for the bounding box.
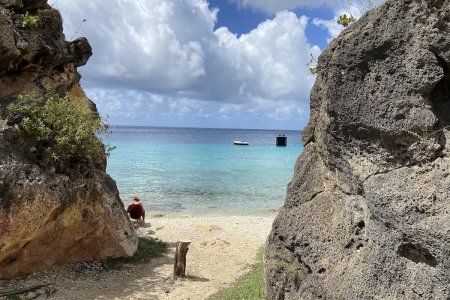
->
(233, 140, 249, 145)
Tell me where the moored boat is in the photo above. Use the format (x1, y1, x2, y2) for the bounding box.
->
(233, 140, 249, 145)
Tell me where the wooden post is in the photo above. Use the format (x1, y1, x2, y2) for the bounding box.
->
(173, 240, 191, 278)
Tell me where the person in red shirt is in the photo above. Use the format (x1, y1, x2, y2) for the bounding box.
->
(127, 196, 145, 223)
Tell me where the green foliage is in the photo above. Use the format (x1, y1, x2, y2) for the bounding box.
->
(209, 248, 266, 300)
(104, 237, 168, 268)
(7, 93, 114, 171)
(130, 237, 168, 261)
(20, 11, 40, 29)
(337, 14, 356, 27)
(307, 53, 318, 75)
(6, 295, 21, 300)
(336, 0, 378, 28)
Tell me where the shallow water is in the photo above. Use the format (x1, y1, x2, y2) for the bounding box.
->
(104, 126, 302, 214)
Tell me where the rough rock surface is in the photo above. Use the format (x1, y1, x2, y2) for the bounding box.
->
(0, 1, 91, 103)
(265, 0, 450, 299)
(0, 1, 137, 279)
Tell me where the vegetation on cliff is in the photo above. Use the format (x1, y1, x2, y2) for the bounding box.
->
(7, 93, 114, 172)
(0, 0, 138, 280)
(20, 11, 39, 29)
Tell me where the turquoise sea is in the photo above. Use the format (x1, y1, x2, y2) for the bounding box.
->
(105, 126, 303, 215)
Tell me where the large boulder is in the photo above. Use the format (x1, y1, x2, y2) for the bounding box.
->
(0, 1, 137, 279)
(265, 0, 450, 299)
(0, 2, 91, 100)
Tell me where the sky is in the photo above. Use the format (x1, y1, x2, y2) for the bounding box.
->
(55, 0, 375, 130)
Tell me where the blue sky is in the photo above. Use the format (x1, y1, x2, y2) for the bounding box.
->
(208, 0, 333, 49)
(56, 0, 367, 130)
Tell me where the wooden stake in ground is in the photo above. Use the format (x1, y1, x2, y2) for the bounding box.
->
(173, 240, 191, 277)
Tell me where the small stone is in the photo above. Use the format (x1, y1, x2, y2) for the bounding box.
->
(201, 238, 229, 246)
(35, 288, 45, 295)
(25, 291, 37, 299)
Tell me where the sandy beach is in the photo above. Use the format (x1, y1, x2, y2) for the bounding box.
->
(0, 214, 275, 300)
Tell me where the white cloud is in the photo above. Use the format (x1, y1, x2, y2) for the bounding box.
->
(313, 2, 380, 40)
(313, 18, 343, 41)
(56, 0, 319, 125)
(231, 0, 383, 14)
(211, 11, 320, 102)
(59, 0, 216, 93)
(231, 0, 340, 13)
(169, 98, 204, 116)
(86, 87, 308, 128)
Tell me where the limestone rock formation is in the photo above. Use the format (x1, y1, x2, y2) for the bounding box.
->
(0, 1, 91, 102)
(265, 0, 450, 299)
(0, 1, 138, 279)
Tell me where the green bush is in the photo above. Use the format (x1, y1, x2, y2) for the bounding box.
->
(7, 93, 114, 171)
(20, 11, 40, 29)
(337, 14, 356, 27)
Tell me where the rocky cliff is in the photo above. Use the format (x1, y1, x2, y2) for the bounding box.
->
(0, 0, 137, 279)
(265, 0, 450, 299)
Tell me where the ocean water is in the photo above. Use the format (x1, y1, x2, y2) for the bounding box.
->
(104, 126, 303, 215)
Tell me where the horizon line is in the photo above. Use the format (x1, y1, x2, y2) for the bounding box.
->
(109, 124, 303, 131)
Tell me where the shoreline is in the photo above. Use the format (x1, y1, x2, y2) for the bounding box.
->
(1, 214, 275, 300)
(147, 209, 279, 218)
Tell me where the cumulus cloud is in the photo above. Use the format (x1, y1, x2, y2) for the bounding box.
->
(58, 0, 216, 93)
(210, 12, 320, 103)
(231, 0, 341, 14)
(231, 0, 383, 14)
(56, 0, 319, 125)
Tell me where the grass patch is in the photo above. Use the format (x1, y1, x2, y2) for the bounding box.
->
(209, 247, 266, 300)
(104, 237, 168, 268)
(128, 237, 168, 262)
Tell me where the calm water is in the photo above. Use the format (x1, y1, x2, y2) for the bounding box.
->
(104, 126, 303, 214)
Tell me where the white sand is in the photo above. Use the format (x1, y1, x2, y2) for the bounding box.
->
(1, 214, 275, 300)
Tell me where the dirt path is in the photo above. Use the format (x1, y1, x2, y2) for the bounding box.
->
(0, 215, 275, 300)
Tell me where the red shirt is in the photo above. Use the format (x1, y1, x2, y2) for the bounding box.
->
(127, 203, 144, 219)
